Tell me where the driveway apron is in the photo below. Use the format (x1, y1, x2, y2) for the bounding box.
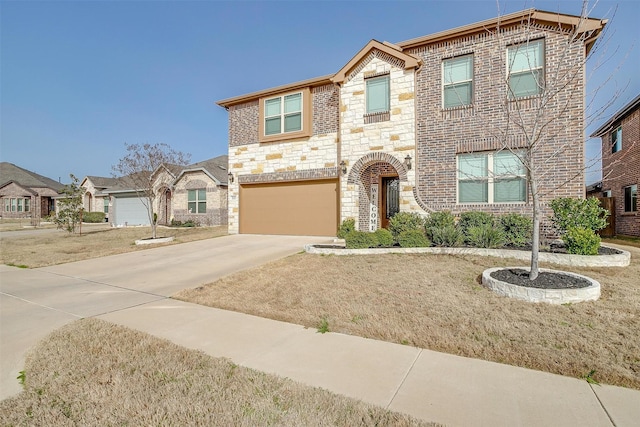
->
(0, 234, 325, 399)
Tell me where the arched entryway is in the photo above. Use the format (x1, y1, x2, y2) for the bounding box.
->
(346, 153, 408, 232)
(158, 187, 172, 225)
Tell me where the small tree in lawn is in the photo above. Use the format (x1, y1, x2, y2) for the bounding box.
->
(113, 143, 190, 239)
(484, 3, 609, 280)
(54, 174, 84, 234)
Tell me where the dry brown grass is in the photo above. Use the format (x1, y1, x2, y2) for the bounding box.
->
(0, 225, 227, 268)
(0, 319, 435, 426)
(176, 244, 640, 390)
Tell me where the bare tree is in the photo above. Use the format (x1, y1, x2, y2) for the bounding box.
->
(451, 2, 613, 280)
(113, 143, 190, 239)
(491, 2, 611, 279)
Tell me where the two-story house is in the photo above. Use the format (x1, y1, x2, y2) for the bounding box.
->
(217, 9, 606, 236)
(592, 94, 639, 237)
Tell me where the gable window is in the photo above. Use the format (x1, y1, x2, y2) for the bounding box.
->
(443, 54, 473, 108)
(366, 75, 390, 114)
(507, 39, 544, 98)
(611, 126, 622, 153)
(624, 184, 637, 212)
(458, 151, 526, 203)
(188, 189, 206, 214)
(264, 92, 302, 136)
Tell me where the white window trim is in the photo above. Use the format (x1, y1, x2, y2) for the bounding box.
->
(263, 92, 303, 136)
(457, 151, 527, 204)
(187, 189, 207, 214)
(611, 126, 622, 153)
(624, 184, 637, 213)
(365, 74, 390, 115)
(442, 54, 473, 109)
(506, 39, 545, 99)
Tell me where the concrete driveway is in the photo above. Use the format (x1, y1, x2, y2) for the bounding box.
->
(0, 234, 329, 400)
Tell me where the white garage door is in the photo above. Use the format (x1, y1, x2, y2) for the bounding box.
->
(112, 196, 149, 226)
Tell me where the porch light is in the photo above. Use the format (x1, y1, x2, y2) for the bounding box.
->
(340, 160, 347, 175)
(404, 154, 412, 170)
(228, 172, 234, 183)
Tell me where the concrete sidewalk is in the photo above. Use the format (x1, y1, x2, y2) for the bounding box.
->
(98, 298, 640, 427)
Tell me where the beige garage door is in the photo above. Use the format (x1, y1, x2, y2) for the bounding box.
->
(240, 179, 338, 236)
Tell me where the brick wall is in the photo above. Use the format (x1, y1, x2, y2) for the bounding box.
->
(410, 23, 586, 231)
(601, 108, 640, 236)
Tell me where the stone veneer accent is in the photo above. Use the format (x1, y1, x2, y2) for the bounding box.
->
(339, 52, 422, 231)
(226, 85, 340, 234)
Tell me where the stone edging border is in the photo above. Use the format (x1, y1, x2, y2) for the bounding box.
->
(482, 267, 601, 304)
(304, 244, 630, 267)
(135, 236, 175, 246)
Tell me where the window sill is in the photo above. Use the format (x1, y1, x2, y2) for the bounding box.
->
(621, 212, 638, 216)
(364, 111, 390, 124)
(442, 104, 473, 112)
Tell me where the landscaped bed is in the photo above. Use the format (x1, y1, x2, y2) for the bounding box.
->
(174, 242, 640, 391)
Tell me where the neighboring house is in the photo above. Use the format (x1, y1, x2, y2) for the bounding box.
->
(586, 181, 603, 198)
(104, 155, 229, 227)
(591, 93, 639, 237)
(0, 162, 63, 221)
(80, 176, 119, 221)
(217, 9, 606, 236)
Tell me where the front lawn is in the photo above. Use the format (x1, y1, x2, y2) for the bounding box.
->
(175, 243, 640, 390)
(0, 319, 433, 426)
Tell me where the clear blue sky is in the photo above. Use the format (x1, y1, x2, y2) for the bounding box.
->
(1, 0, 638, 185)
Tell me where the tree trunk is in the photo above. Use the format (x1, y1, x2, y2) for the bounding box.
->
(529, 177, 540, 280)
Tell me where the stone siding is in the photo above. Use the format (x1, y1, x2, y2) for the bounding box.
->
(172, 171, 228, 226)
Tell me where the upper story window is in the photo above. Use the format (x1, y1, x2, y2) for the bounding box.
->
(611, 126, 622, 153)
(624, 184, 637, 213)
(366, 75, 390, 114)
(507, 39, 544, 99)
(458, 150, 526, 203)
(188, 189, 206, 214)
(264, 93, 302, 136)
(443, 54, 473, 108)
(259, 88, 311, 143)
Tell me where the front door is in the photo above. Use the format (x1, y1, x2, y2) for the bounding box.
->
(380, 176, 399, 229)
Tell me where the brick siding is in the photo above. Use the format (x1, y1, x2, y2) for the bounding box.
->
(601, 108, 640, 236)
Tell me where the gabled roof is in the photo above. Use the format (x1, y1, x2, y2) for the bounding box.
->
(216, 9, 606, 109)
(590, 93, 640, 137)
(82, 175, 119, 188)
(0, 162, 65, 192)
(331, 40, 421, 84)
(177, 155, 229, 185)
(397, 8, 606, 50)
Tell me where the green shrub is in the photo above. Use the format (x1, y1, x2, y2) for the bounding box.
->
(499, 213, 532, 247)
(466, 224, 506, 248)
(424, 211, 456, 239)
(374, 228, 394, 247)
(458, 211, 495, 244)
(388, 212, 425, 241)
(82, 212, 105, 223)
(171, 219, 182, 227)
(397, 229, 431, 248)
(429, 225, 463, 247)
(550, 197, 609, 235)
(564, 227, 601, 255)
(345, 230, 378, 249)
(337, 218, 355, 239)
(425, 210, 456, 230)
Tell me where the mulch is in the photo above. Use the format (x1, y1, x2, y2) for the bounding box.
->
(490, 268, 592, 289)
